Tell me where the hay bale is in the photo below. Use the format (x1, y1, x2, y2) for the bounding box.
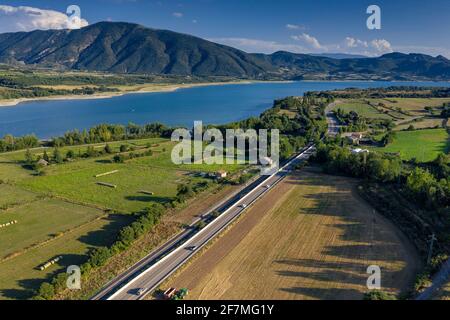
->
(139, 190, 154, 195)
(39, 256, 63, 271)
(0, 220, 18, 228)
(97, 182, 117, 189)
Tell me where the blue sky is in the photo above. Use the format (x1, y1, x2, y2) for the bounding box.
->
(0, 0, 449, 57)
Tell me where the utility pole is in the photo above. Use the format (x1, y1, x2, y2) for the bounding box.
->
(427, 233, 437, 265)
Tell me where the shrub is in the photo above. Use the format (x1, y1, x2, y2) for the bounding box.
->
(53, 147, 63, 164)
(363, 291, 397, 300)
(414, 272, 432, 292)
(66, 150, 75, 159)
(35, 282, 55, 300)
(113, 154, 125, 163)
(104, 144, 113, 154)
(88, 247, 112, 268)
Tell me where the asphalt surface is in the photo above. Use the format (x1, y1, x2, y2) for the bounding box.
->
(416, 258, 450, 300)
(94, 107, 338, 301)
(325, 103, 340, 136)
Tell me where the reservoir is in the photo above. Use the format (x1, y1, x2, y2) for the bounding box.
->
(0, 81, 449, 138)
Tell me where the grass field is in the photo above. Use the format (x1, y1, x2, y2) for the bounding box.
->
(18, 143, 241, 213)
(0, 198, 106, 260)
(0, 214, 132, 300)
(395, 118, 445, 131)
(334, 98, 450, 130)
(20, 162, 184, 212)
(0, 137, 168, 162)
(164, 170, 421, 300)
(374, 128, 450, 162)
(333, 100, 392, 120)
(0, 184, 39, 209)
(371, 98, 450, 116)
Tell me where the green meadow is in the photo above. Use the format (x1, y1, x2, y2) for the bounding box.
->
(333, 100, 392, 120)
(374, 128, 450, 162)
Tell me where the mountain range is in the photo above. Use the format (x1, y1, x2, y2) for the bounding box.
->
(0, 21, 449, 81)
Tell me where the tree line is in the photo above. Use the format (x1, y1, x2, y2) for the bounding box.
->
(315, 142, 450, 211)
(34, 204, 165, 300)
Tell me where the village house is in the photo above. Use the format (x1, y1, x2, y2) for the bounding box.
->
(346, 133, 363, 145)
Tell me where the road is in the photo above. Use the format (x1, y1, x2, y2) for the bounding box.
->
(93, 144, 316, 300)
(325, 102, 340, 136)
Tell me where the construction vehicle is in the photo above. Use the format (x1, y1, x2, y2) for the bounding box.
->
(163, 287, 177, 299)
(172, 288, 189, 300)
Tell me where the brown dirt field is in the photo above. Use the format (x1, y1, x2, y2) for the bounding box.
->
(165, 169, 421, 300)
(432, 282, 450, 300)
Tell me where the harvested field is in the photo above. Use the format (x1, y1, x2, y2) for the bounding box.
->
(372, 98, 450, 115)
(395, 118, 445, 131)
(165, 169, 421, 300)
(433, 281, 450, 300)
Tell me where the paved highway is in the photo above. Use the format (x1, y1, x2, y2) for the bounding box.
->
(93, 144, 315, 300)
(325, 103, 340, 136)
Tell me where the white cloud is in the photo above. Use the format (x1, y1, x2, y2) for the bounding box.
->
(341, 37, 393, 56)
(0, 5, 88, 33)
(285, 23, 307, 31)
(291, 33, 325, 50)
(172, 12, 183, 18)
(345, 37, 368, 49)
(209, 37, 307, 54)
(286, 24, 299, 30)
(370, 39, 393, 54)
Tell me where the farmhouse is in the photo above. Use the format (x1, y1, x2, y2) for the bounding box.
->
(346, 133, 364, 145)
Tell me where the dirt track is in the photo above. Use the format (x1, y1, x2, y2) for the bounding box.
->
(166, 169, 421, 300)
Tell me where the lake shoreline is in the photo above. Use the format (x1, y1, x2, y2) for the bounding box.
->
(2, 80, 449, 139)
(0, 80, 292, 107)
(2, 79, 447, 107)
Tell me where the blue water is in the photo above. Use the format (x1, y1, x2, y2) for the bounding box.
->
(1, 81, 450, 138)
